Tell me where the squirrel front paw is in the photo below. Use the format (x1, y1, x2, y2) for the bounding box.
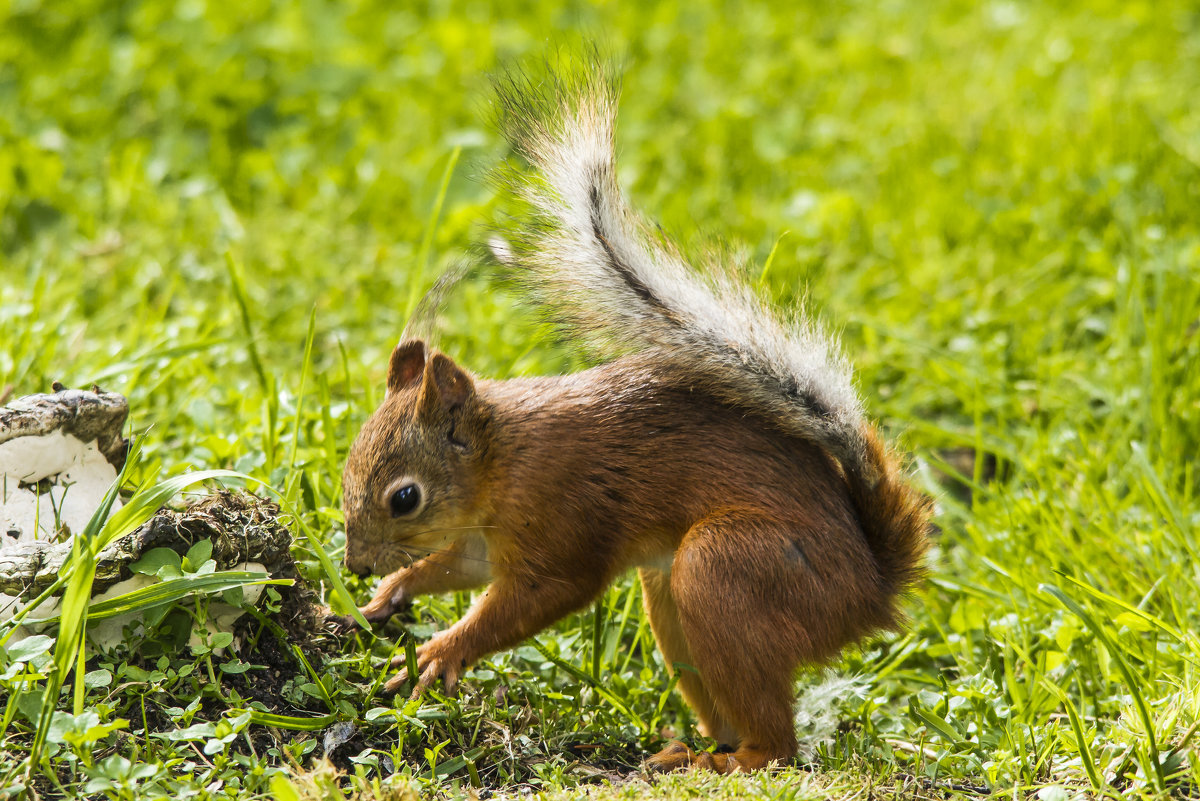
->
(320, 607, 392, 636)
(383, 633, 469, 698)
(359, 586, 414, 624)
(317, 607, 365, 635)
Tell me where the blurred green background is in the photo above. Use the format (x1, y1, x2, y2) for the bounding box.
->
(2, 0, 1199, 797)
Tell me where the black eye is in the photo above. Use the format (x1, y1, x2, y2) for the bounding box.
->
(390, 484, 421, 517)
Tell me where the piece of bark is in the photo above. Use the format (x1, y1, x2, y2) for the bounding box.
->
(0, 389, 129, 471)
(0, 490, 293, 598)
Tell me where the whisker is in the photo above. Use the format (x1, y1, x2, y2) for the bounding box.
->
(398, 524, 500, 540)
(397, 544, 579, 590)
(362, 527, 582, 591)
(393, 526, 499, 570)
(394, 544, 493, 571)
(398, 544, 496, 568)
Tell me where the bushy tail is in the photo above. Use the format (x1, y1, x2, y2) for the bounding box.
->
(845, 427, 932, 598)
(491, 64, 930, 592)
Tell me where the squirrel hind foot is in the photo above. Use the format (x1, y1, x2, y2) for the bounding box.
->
(644, 741, 786, 775)
(644, 741, 695, 774)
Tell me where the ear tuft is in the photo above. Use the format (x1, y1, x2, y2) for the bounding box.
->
(421, 352, 475, 413)
(387, 339, 427, 394)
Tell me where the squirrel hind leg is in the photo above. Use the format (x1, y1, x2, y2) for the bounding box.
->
(658, 509, 861, 772)
(639, 567, 738, 746)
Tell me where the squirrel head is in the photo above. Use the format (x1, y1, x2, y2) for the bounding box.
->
(341, 339, 491, 577)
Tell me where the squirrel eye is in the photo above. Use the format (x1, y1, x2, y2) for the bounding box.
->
(389, 483, 421, 518)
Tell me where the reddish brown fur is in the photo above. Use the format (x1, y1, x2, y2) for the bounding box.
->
(341, 343, 930, 773)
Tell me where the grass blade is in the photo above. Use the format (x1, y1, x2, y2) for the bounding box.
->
(1042, 678, 1104, 792)
(290, 514, 369, 629)
(35, 573, 292, 623)
(224, 251, 270, 396)
(1041, 583, 1165, 791)
(405, 146, 461, 319)
(245, 710, 338, 731)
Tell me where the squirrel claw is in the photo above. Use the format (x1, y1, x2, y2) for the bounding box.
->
(382, 671, 408, 696)
(381, 663, 459, 699)
(644, 740, 694, 773)
(382, 640, 462, 698)
(326, 614, 361, 635)
(316, 607, 363, 636)
(644, 741, 751, 774)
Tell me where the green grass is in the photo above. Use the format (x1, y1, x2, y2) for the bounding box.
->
(2, 0, 1199, 798)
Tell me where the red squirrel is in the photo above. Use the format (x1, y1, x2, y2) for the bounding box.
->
(340, 69, 931, 773)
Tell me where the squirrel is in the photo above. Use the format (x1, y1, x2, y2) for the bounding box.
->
(339, 66, 932, 774)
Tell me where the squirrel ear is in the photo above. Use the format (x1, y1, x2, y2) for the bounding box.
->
(420, 352, 475, 414)
(387, 339, 427, 395)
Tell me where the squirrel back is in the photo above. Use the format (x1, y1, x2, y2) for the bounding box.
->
(488, 67, 930, 601)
